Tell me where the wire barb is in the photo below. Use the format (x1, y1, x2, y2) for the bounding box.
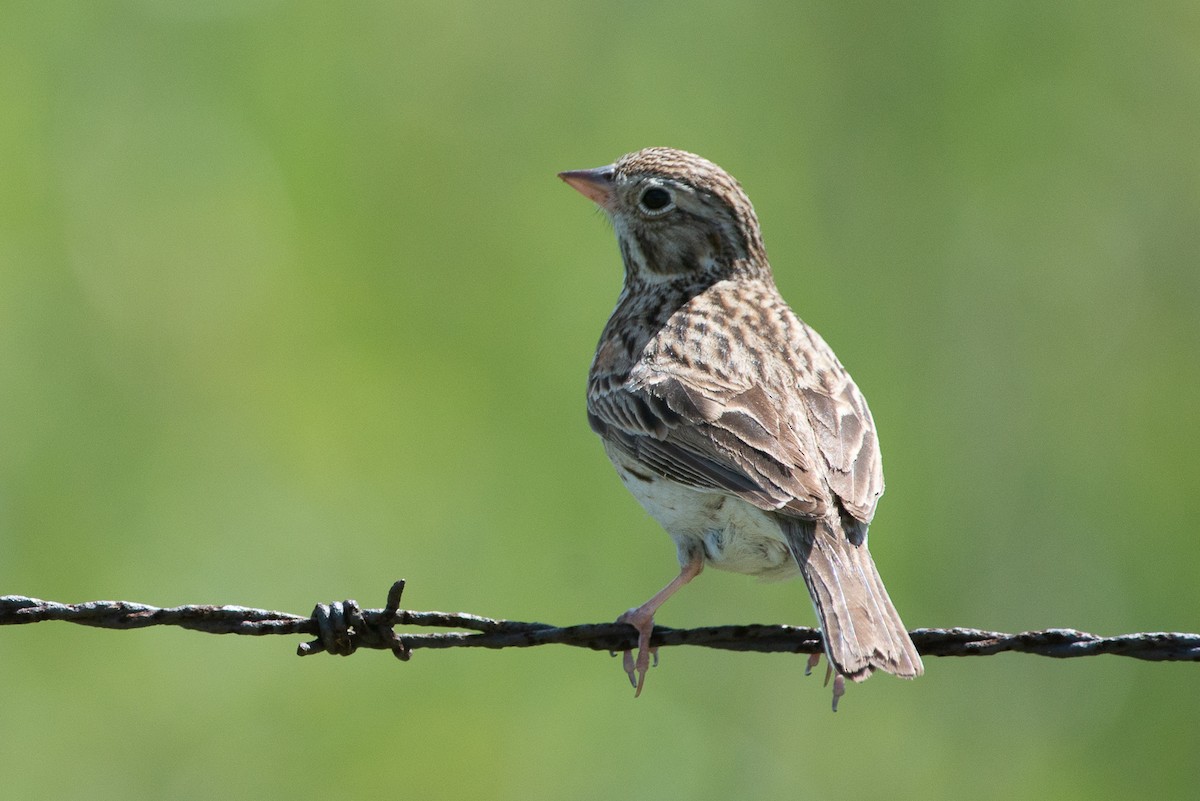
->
(296, 581, 412, 660)
(3, 582, 1199, 663)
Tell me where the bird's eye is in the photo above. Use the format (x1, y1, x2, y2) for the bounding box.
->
(638, 186, 674, 215)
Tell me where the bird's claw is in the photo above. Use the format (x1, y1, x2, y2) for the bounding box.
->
(621, 639, 656, 696)
(617, 609, 656, 696)
(814, 658, 846, 711)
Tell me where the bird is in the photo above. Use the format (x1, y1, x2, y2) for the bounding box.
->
(558, 147, 923, 709)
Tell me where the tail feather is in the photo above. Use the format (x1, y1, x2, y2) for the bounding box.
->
(778, 513, 923, 681)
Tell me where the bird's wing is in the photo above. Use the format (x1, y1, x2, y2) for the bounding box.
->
(793, 323, 884, 523)
(588, 369, 830, 519)
(588, 303, 882, 524)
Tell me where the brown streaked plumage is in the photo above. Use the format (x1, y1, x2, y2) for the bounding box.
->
(559, 147, 922, 709)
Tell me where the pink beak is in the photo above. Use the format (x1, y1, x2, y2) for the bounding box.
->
(558, 165, 615, 209)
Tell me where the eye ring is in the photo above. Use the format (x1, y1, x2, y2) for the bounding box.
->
(637, 185, 675, 216)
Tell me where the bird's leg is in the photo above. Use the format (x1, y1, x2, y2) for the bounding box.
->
(616, 551, 704, 697)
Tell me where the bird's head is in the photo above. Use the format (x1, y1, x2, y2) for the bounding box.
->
(559, 147, 769, 284)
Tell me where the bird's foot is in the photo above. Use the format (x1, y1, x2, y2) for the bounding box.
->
(804, 652, 821, 676)
(615, 606, 657, 697)
(819, 661, 847, 712)
(831, 674, 846, 711)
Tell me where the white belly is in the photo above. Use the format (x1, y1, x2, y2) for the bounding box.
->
(605, 444, 800, 581)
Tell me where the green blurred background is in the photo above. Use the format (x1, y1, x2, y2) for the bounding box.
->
(3, 2, 1198, 798)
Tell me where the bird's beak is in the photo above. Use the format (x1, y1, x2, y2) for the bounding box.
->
(558, 165, 615, 209)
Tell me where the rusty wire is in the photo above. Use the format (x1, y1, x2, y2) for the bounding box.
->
(3, 580, 1198, 663)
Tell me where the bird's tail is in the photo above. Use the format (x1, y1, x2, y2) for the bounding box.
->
(779, 513, 923, 681)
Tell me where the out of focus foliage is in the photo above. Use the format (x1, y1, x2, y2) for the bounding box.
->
(2, 3, 1197, 799)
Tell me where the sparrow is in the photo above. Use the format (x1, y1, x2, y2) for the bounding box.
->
(559, 147, 923, 709)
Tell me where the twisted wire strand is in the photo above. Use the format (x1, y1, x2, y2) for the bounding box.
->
(3, 581, 1198, 662)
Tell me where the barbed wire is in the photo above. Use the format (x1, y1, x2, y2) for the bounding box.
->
(3, 580, 1199, 663)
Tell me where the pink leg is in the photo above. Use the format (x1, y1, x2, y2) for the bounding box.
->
(616, 552, 704, 697)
